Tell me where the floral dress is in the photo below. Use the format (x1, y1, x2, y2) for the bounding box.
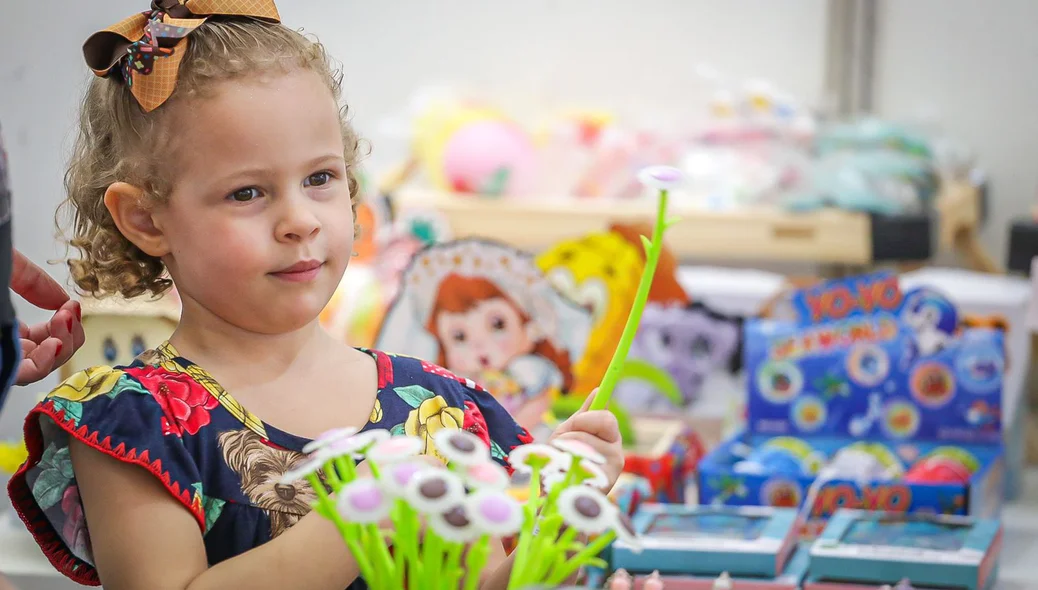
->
(7, 342, 532, 587)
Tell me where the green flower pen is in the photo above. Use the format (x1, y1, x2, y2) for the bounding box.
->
(591, 165, 683, 412)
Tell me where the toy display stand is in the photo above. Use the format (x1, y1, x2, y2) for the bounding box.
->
(393, 177, 992, 272)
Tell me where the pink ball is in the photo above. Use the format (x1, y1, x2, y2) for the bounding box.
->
(903, 456, 972, 485)
(442, 120, 537, 196)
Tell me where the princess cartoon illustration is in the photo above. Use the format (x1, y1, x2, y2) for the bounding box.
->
(377, 239, 592, 430)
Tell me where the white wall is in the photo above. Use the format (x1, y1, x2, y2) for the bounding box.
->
(873, 0, 1038, 263)
(0, 0, 828, 441)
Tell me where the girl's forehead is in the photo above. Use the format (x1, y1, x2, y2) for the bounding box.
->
(169, 71, 342, 177)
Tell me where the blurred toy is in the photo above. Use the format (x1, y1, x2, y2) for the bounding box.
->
(376, 239, 592, 431)
(815, 117, 931, 158)
(734, 437, 824, 478)
(614, 302, 743, 413)
(442, 118, 537, 196)
(538, 222, 688, 397)
(409, 93, 537, 197)
(62, 292, 180, 380)
(904, 447, 978, 485)
(713, 572, 733, 590)
(607, 569, 633, 590)
(784, 152, 932, 215)
(0, 439, 27, 475)
(819, 442, 904, 485)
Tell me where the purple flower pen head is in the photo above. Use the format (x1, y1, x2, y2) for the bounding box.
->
(381, 460, 430, 497)
(467, 489, 522, 536)
(336, 479, 391, 524)
(367, 435, 423, 465)
(433, 429, 490, 467)
(637, 165, 685, 191)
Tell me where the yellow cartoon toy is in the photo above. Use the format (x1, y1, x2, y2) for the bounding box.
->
(537, 222, 688, 396)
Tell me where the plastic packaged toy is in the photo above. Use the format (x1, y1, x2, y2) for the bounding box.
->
(805, 510, 1001, 590)
(699, 272, 1006, 531)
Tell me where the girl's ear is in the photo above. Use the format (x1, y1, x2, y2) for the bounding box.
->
(103, 182, 171, 257)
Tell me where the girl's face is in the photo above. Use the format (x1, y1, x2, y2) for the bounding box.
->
(435, 297, 532, 377)
(154, 70, 353, 335)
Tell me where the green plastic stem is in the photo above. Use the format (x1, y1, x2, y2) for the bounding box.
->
(591, 189, 670, 411)
(462, 536, 491, 590)
(544, 530, 617, 586)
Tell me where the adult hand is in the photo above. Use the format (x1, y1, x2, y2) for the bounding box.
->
(12, 249, 84, 385)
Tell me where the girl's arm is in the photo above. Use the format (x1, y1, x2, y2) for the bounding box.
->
(71, 440, 360, 590)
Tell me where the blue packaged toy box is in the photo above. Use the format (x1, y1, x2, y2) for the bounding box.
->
(697, 272, 1006, 533)
(804, 509, 1002, 590)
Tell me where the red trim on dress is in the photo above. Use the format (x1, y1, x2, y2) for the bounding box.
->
(7, 399, 206, 586)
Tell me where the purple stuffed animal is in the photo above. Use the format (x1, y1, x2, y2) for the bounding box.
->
(614, 302, 743, 412)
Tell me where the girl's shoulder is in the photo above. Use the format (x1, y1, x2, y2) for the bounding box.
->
(9, 354, 222, 585)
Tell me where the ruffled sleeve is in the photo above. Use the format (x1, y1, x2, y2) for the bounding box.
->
(6, 365, 208, 586)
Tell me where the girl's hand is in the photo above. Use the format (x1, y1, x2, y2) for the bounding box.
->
(548, 389, 624, 491)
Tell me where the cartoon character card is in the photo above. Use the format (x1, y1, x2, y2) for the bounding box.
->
(536, 222, 689, 397)
(376, 239, 592, 430)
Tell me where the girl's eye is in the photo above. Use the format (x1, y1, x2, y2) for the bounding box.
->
(304, 171, 332, 187)
(229, 187, 261, 202)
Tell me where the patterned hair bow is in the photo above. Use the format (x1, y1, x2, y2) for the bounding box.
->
(82, 0, 281, 112)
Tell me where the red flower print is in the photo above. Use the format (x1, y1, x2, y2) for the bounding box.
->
(129, 366, 219, 436)
(420, 360, 487, 393)
(462, 401, 491, 447)
(516, 427, 534, 446)
(375, 351, 394, 388)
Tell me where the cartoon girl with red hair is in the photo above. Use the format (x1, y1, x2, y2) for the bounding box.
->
(377, 240, 591, 430)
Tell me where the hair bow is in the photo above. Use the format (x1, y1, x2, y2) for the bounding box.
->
(82, 0, 281, 112)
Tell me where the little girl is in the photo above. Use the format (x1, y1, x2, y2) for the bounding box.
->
(7, 3, 623, 589)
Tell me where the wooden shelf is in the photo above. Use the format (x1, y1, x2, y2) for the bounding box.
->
(395, 188, 873, 264)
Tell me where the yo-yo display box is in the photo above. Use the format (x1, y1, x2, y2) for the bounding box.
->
(698, 272, 1006, 528)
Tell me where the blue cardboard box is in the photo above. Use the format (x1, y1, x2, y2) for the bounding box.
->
(698, 273, 1006, 530)
(610, 504, 799, 578)
(806, 509, 1002, 590)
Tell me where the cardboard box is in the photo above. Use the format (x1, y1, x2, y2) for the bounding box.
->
(698, 273, 1006, 530)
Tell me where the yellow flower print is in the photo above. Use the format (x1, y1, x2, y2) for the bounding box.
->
(369, 398, 383, 423)
(49, 367, 124, 404)
(404, 395, 463, 461)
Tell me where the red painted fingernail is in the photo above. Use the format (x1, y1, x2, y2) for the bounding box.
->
(55, 341, 63, 356)
(67, 317, 74, 332)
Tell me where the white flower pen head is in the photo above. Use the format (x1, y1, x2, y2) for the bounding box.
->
(557, 486, 617, 535)
(302, 426, 359, 455)
(432, 429, 490, 467)
(429, 503, 481, 543)
(404, 468, 466, 514)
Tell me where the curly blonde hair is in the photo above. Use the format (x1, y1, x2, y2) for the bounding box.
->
(62, 17, 362, 299)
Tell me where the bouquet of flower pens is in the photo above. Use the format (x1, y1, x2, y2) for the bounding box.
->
(280, 427, 642, 590)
